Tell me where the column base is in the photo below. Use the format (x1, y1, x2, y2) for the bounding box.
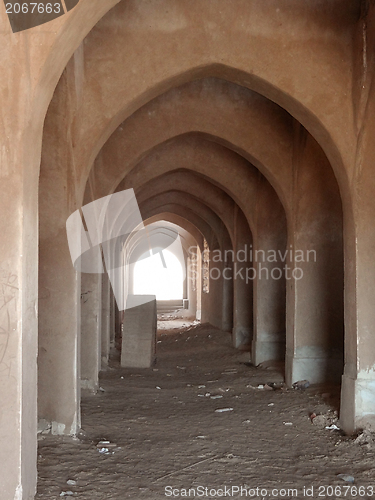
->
(252, 333, 285, 366)
(50, 415, 79, 436)
(340, 370, 375, 434)
(233, 327, 252, 350)
(285, 346, 343, 386)
(80, 379, 99, 393)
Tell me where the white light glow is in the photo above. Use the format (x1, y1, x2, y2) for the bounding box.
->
(133, 250, 183, 300)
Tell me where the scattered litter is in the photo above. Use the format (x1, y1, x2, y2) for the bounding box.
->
(153, 369, 159, 372)
(257, 385, 264, 389)
(156, 386, 161, 390)
(60, 492, 74, 497)
(96, 440, 118, 454)
(205, 393, 211, 397)
(292, 380, 310, 390)
(268, 403, 275, 407)
(66, 480, 77, 486)
(196, 436, 206, 439)
(97, 440, 117, 448)
(267, 382, 286, 391)
(207, 380, 218, 383)
(326, 424, 340, 431)
(197, 394, 205, 397)
(211, 395, 223, 399)
(311, 411, 339, 429)
(177, 366, 186, 370)
(215, 408, 234, 413)
(218, 388, 230, 393)
(99, 387, 105, 392)
(198, 385, 206, 388)
(283, 422, 293, 426)
(242, 419, 251, 424)
(120, 376, 124, 379)
(337, 474, 355, 483)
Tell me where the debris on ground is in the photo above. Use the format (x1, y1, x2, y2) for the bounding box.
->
(37, 322, 370, 499)
(96, 440, 118, 454)
(337, 474, 355, 483)
(292, 380, 310, 390)
(267, 382, 286, 391)
(325, 424, 340, 431)
(215, 408, 234, 413)
(310, 410, 339, 429)
(355, 429, 375, 449)
(249, 382, 286, 391)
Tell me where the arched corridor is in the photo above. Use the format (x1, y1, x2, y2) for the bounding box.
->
(1, 1, 375, 497)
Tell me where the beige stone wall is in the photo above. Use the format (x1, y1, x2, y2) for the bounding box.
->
(2, 1, 375, 497)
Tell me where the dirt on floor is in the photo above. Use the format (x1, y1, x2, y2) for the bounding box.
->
(36, 322, 375, 499)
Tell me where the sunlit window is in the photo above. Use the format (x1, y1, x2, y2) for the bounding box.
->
(133, 249, 183, 300)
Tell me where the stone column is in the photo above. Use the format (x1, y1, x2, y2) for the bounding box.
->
(101, 273, 111, 368)
(0, 108, 38, 498)
(340, 50, 375, 432)
(232, 208, 253, 350)
(186, 253, 197, 319)
(221, 259, 234, 332)
(251, 177, 287, 365)
(110, 289, 116, 347)
(38, 56, 83, 435)
(285, 126, 344, 385)
(81, 263, 102, 392)
(121, 295, 157, 368)
(196, 246, 202, 321)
